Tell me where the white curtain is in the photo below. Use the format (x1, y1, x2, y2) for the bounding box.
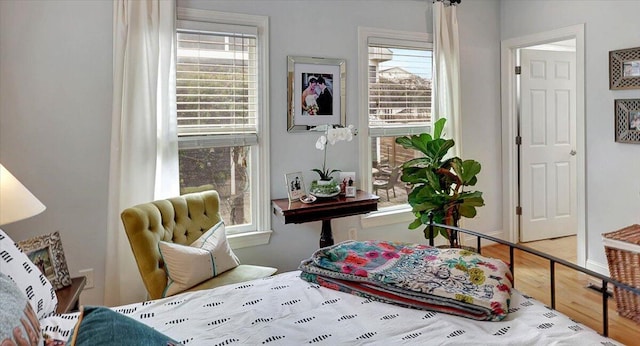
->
(105, 0, 178, 306)
(432, 1, 461, 156)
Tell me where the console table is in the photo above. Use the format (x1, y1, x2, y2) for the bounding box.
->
(272, 190, 379, 248)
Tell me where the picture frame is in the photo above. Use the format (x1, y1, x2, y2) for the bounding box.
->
(285, 171, 306, 201)
(17, 231, 72, 289)
(609, 47, 640, 89)
(287, 56, 346, 132)
(614, 99, 640, 143)
(339, 171, 356, 197)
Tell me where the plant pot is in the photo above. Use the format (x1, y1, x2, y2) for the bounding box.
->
(310, 179, 340, 198)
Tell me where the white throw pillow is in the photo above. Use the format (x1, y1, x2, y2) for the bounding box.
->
(158, 221, 239, 297)
(0, 228, 58, 319)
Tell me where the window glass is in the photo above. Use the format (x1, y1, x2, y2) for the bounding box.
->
(176, 15, 264, 232)
(368, 44, 432, 209)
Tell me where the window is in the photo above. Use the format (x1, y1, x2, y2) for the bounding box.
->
(358, 28, 433, 217)
(176, 8, 270, 244)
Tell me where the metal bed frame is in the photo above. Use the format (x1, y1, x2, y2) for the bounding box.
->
(426, 219, 640, 337)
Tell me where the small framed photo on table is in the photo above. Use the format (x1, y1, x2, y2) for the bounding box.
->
(339, 171, 356, 197)
(17, 231, 72, 289)
(285, 172, 306, 201)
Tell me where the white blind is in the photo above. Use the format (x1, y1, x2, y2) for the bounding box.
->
(176, 28, 258, 142)
(368, 43, 432, 137)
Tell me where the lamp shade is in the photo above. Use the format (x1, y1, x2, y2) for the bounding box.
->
(0, 164, 46, 226)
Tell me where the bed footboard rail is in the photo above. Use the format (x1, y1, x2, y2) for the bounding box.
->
(426, 219, 640, 337)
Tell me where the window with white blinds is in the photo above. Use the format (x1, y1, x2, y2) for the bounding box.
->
(361, 30, 433, 212)
(176, 27, 258, 144)
(174, 9, 270, 243)
(368, 39, 433, 138)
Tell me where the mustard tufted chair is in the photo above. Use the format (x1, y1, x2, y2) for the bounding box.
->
(121, 190, 277, 300)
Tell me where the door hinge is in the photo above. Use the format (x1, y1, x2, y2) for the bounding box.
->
(516, 206, 522, 215)
(515, 66, 521, 75)
(515, 135, 522, 145)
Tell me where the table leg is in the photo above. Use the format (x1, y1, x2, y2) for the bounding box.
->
(320, 219, 334, 248)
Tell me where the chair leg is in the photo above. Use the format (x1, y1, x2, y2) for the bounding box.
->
(386, 189, 390, 200)
(392, 186, 396, 198)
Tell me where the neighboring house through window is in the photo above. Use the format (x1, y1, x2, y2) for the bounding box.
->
(358, 27, 432, 224)
(176, 8, 270, 246)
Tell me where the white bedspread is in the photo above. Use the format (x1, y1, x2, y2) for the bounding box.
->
(41, 271, 620, 345)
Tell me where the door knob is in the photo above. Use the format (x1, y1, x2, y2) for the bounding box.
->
(570, 150, 576, 156)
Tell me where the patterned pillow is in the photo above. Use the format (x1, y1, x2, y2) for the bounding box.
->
(158, 221, 239, 297)
(0, 272, 42, 345)
(0, 228, 58, 319)
(67, 306, 179, 346)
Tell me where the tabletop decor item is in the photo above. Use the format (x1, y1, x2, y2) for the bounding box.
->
(285, 171, 306, 202)
(17, 231, 72, 289)
(309, 125, 356, 197)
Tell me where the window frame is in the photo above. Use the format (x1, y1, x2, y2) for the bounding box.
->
(357, 26, 433, 228)
(176, 8, 271, 248)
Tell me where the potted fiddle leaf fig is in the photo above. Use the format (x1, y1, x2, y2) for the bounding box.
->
(395, 118, 484, 246)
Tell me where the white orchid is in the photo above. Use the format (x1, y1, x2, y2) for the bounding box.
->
(312, 125, 357, 181)
(315, 135, 327, 150)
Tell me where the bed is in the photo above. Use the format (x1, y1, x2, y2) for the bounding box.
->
(0, 222, 632, 345)
(39, 270, 619, 345)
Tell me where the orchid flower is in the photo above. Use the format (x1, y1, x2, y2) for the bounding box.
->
(312, 125, 357, 181)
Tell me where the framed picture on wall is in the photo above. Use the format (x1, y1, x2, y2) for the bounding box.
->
(614, 99, 640, 143)
(17, 231, 72, 289)
(609, 47, 640, 89)
(287, 56, 346, 132)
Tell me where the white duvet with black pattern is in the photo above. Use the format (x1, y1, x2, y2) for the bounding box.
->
(40, 271, 620, 345)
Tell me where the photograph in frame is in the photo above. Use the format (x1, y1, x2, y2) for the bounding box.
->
(287, 56, 346, 132)
(614, 99, 640, 144)
(339, 171, 356, 197)
(285, 171, 306, 201)
(609, 47, 640, 89)
(17, 231, 72, 289)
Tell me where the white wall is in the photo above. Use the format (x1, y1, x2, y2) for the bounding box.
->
(0, 0, 112, 305)
(0, 0, 501, 306)
(500, 0, 640, 274)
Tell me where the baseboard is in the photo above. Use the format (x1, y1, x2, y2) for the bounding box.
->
(586, 259, 610, 277)
(461, 229, 504, 249)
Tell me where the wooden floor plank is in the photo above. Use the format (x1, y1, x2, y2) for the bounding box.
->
(481, 236, 637, 345)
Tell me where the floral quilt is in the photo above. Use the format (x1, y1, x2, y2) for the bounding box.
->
(299, 240, 513, 321)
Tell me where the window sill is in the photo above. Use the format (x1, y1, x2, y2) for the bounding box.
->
(228, 230, 272, 249)
(360, 205, 414, 229)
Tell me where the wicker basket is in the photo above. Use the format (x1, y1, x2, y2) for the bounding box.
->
(602, 224, 640, 323)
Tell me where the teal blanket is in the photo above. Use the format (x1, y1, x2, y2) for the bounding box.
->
(299, 240, 513, 321)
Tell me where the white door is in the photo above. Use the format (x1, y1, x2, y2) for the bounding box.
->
(519, 49, 577, 242)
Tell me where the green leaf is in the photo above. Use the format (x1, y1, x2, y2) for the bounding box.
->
(408, 218, 423, 230)
(433, 118, 446, 139)
(458, 205, 477, 218)
(425, 139, 454, 163)
(459, 160, 481, 184)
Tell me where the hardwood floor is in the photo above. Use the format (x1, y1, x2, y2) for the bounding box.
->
(481, 236, 638, 345)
